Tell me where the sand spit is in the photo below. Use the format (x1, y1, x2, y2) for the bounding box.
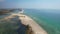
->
(1, 13, 47, 34)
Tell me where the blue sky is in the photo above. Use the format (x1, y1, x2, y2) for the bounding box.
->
(0, 0, 60, 9)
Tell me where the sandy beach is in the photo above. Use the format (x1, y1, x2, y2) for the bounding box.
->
(18, 14, 47, 34)
(2, 13, 47, 34)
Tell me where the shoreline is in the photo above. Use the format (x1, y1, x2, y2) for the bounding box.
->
(18, 14, 47, 34)
(1, 13, 48, 34)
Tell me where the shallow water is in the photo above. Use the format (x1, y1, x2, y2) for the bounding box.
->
(0, 9, 60, 34)
(24, 9, 60, 34)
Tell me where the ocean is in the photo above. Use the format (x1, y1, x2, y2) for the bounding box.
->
(0, 9, 60, 34)
(24, 9, 60, 34)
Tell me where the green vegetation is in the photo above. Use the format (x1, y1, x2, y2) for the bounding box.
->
(0, 19, 18, 34)
(0, 23, 18, 34)
(0, 16, 34, 34)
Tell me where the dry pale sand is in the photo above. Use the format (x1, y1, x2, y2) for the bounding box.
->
(18, 14, 47, 34)
(2, 13, 48, 34)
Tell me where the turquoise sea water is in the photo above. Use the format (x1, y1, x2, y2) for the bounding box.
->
(0, 9, 60, 34)
(24, 9, 60, 34)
